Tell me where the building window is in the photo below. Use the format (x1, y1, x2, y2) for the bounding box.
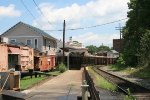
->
(34, 39, 38, 49)
(10, 39, 16, 43)
(27, 40, 32, 45)
(49, 45, 50, 50)
(44, 39, 46, 49)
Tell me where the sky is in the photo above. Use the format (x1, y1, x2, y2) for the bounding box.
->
(0, 0, 129, 47)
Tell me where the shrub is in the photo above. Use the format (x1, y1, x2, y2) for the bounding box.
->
(124, 88, 135, 100)
(58, 63, 66, 73)
(116, 54, 125, 66)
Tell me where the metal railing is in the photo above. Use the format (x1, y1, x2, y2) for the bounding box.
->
(84, 67, 100, 100)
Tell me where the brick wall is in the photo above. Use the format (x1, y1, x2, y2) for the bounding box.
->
(113, 39, 124, 53)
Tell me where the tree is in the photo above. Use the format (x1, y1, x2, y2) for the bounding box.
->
(123, 0, 139, 66)
(86, 45, 98, 54)
(98, 45, 111, 52)
(123, 0, 150, 66)
(140, 30, 150, 67)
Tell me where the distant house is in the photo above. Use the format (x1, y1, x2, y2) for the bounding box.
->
(1, 22, 57, 68)
(56, 37, 88, 57)
(56, 37, 88, 69)
(66, 37, 83, 48)
(1, 22, 57, 54)
(96, 50, 119, 58)
(96, 51, 108, 57)
(107, 50, 119, 58)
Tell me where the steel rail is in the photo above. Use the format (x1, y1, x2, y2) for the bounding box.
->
(92, 67, 150, 98)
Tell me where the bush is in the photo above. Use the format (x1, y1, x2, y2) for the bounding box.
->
(58, 63, 66, 73)
(140, 30, 150, 67)
(124, 88, 135, 100)
(116, 54, 125, 66)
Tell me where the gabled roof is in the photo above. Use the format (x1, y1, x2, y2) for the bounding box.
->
(2, 21, 57, 41)
(97, 50, 119, 54)
(111, 50, 119, 53)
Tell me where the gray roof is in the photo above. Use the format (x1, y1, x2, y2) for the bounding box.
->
(2, 21, 57, 41)
(97, 50, 119, 54)
(111, 50, 119, 53)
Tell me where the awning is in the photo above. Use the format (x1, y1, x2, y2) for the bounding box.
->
(8, 47, 20, 54)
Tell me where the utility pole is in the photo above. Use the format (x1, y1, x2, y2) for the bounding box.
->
(115, 23, 123, 54)
(115, 23, 123, 39)
(62, 20, 66, 63)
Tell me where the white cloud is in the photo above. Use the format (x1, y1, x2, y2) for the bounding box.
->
(72, 32, 119, 47)
(32, 0, 129, 46)
(33, 0, 129, 29)
(0, 4, 21, 18)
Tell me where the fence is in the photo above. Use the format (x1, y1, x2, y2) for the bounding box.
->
(84, 67, 100, 100)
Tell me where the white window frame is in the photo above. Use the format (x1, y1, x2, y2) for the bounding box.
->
(26, 39, 32, 45)
(34, 38, 38, 49)
(10, 39, 16, 43)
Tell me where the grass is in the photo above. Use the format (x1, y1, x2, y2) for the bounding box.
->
(109, 64, 136, 74)
(134, 71, 150, 78)
(20, 76, 46, 90)
(124, 88, 135, 100)
(88, 67, 117, 92)
(20, 70, 61, 90)
(131, 66, 150, 78)
(110, 64, 127, 71)
(109, 64, 150, 79)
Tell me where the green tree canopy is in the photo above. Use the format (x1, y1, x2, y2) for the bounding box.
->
(123, 0, 150, 66)
(140, 30, 150, 67)
(98, 45, 111, 52)
(86, 45, 111, 54)
(86, 45, 98, 54)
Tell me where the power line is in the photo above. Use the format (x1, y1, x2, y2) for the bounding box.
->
(115, 23, 124, 54)
(115, 23, 123, 39)
(20, 0, 35, 19)
(32, 0, 52, 25)
(45, 18, 128, 31)
(19, 1, 128, 32)
(20, 0, 42, 27)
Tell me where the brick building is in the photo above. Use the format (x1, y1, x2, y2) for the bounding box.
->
(113, 39, 124, 53)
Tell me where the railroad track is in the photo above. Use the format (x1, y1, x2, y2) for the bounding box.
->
(92, 67, 150, 99)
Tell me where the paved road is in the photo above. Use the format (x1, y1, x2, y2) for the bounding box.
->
(23, 70, 82, 100)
